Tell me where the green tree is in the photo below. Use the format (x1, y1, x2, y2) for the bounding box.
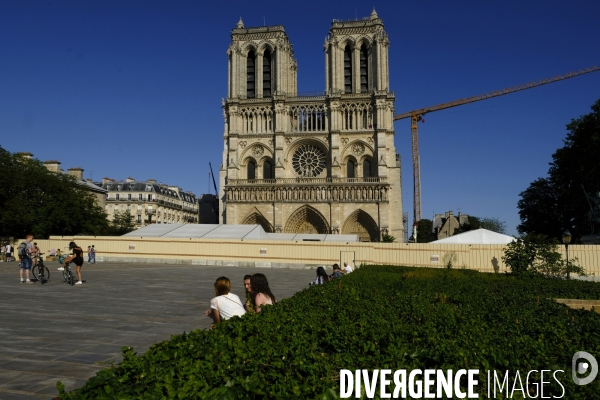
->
(108, 211, 136, 235)
(454, 215, 506, 235)
(518, 98, 600, 240)
(417, 218, 432, 243)
(502, 233, 584, 278)
(0, 147, 110, 238)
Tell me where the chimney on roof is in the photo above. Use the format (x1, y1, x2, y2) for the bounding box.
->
(67, 167, 84, 181)
(16, 152, 34, 159)
(147, 179, 157, 184)
(102, 177, 114, 185)
(448, 211, 454, 218)
(126, 177, 135, 183)
(44, 160, 62, 173)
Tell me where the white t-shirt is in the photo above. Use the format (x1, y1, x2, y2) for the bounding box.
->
(210, 293, 246, 320)
(344, 264, 353, 273)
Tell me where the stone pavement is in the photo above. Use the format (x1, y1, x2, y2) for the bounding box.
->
(0, 261, 317, 399)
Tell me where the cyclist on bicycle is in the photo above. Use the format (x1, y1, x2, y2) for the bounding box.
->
(58, 241, 85, 285)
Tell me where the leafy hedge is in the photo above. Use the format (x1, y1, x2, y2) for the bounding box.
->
(59, 266, 600, 399)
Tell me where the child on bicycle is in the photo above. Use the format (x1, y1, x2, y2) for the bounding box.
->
(58, 242, 85, 285)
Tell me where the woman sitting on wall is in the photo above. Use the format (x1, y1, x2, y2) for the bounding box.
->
(249, 273, 276, 313)
(205, 276, 246, 328)
(313, 266, 330, 285)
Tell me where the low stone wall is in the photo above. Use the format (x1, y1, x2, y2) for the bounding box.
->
(556, 299, 600, 313)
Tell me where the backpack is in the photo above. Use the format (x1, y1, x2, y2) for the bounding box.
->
(17, 242, 28, 258)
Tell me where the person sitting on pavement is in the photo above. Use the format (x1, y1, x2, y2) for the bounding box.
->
(204, 276, 246, 328)
(330, 264, 344, 279)
(249, 273, 276, 313)
(243, 274, 254, 313)
(313, 266, 330, 285)
(343, 261, 353, 274)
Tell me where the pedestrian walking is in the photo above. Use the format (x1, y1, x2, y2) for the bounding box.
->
(90, 245, 96, 264)
(5, 244, 13, 262)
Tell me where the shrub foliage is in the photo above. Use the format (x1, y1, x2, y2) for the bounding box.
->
(59, 266, 600, 399)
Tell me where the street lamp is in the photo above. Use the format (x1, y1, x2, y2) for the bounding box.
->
(562, 230, 572, 279)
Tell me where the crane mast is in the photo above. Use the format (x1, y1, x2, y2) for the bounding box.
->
(394, 66, 600, 231)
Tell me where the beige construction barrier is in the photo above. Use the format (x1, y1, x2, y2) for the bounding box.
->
(16, 236, 600, 276)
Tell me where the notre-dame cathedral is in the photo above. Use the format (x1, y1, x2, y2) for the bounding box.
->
(219, 9, 403, 242)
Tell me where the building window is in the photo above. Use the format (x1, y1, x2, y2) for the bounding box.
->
(148, 194, 152, 201)
(137, 215, 141, 223)
(344, 45, 353, 94)
(128, 194, 132, 200)
(138, 194, 142, 200)
(363, 159, 371, 178)
(347, 160, 355, 178)
(263, 160, 272, 179)
(127, 204, 131, 211)
(360, 44, 368, 93)
(248, 161, 256, 180)
(247, 50, 256, 99)
(115, 194, 120, 200)
(263, 49, 272, 98)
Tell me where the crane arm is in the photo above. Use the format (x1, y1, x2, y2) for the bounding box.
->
(394, 66, 599, 120)
(209, 162, 218, 195)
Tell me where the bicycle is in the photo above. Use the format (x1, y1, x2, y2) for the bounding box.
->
(31, 253, 50, 284)
(62, 261, 75, 285)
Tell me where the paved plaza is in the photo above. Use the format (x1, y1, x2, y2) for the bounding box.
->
(0, 261, 317, 399)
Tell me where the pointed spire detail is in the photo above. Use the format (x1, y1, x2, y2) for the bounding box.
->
(370, 7, 378, 20)
(237, 17, 244, 29)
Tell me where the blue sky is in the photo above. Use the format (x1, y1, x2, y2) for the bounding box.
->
(1, 1, 599, 236)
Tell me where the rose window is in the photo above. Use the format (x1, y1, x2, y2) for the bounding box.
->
(292, 145, 326, 177)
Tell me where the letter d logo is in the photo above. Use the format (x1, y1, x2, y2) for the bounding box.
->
(572, 351, 598, 385)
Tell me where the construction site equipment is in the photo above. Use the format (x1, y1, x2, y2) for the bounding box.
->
(394, 66, 600, 229)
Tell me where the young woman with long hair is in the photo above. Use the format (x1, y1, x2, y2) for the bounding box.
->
(204, 276, 245, 327)
(60, 241, 84, 285)
(249, 273, 276, 313)
(313, 266, 330, 285)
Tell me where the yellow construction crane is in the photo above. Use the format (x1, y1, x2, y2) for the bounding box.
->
(393, 65, 600, 239)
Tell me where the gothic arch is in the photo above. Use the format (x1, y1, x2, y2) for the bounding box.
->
(242, 211, 273, 233)
(355, 36, 372, 49)
(257, 40, 276, 54)
(342, 209, 379, 242)
(284, 205, 329, 234)
(240, 143, 274, 162)
(341, 140, 374, 161)
(242, 43, 258, 56)
(339, 37, 356, 49)
(283, 138, 329, 163)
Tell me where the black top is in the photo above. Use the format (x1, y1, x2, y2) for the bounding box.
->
(72, 247, 83, 261)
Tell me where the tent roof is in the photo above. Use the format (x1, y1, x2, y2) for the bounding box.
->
(123, 224, 267, 240)
(431, 228, 516, 244)
(265, 233, 359, 242)
(123, 224, 359, 241)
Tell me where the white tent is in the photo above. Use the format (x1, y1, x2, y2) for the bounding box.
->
(123, 224, 267, 240)
(124, 224, 359, 242)
(431, 228, 516, 244)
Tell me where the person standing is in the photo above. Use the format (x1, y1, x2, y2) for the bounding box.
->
(90, 245, 96, 264)
(18, 235, 34, 283)
(87, 246, 92, 263)
(31, 242, 40, 267)
(5, 243, 13, 262)
(60, 242, 85, 285)
(0, 245, 5, 262)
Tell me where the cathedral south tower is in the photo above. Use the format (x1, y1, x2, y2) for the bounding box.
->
(220, 10, 403, 241)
